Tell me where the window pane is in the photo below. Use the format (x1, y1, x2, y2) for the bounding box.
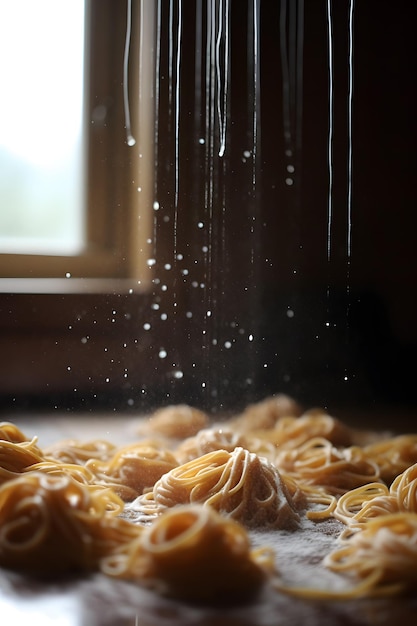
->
(0, 0, 85, 255)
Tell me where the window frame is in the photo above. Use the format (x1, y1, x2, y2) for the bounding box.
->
(0, 0, 154, 289)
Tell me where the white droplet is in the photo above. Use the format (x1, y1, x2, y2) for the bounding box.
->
(143, 323, 151, 330)
(199, 138, 205, 144)
(224, 341, 232, 349)
(159, 349, 167, 359)
(164, 263, 171, 270)
(287, 164, 295, 173)
(286, 309, 295, 318)
(65, 272, 71, 278)
(285, 178, 294, 186)
(153, 201, 160, 210)
(127, 135, 136, 147)
(243, 150, 251, 158)
(248, 334, 254, 341)
(197, 222, 204, 229)
(147, 258, 156, 266)
(161, 313, 168, 321)
(176, 253, 183, 260)
(173, 371, 183, 379)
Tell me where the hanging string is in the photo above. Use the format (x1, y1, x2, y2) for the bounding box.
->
(123, 0, 136, 146)
(326, 0, 334, 263)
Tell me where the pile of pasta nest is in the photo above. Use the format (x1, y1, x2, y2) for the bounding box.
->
(1, 394, 417, 605)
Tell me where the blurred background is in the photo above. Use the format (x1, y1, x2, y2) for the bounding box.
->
(0, 0, 416, 421)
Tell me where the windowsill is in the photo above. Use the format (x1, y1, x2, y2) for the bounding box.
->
(0, 278, 150, 295)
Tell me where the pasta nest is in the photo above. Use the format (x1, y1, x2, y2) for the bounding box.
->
(0, 439, 45, 485)
(275, 437, 381, 495)
(128, 446, 300, 529)
(102, 503, 274, 603)
(175, 427, 253, 463)
(44, 438, 116, 465)
(138, 404, 209, 439)
(334, 462, 417, 531)
(325, 512, 417, 595)
(364, 435, 417, 484)
(85, 443, 178, 501)
(0, 471, 141, 573)
(228, 394, 302, 432)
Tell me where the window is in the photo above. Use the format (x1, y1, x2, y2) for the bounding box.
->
(0, 0, 85, 256)
(0, 0, 154, 287)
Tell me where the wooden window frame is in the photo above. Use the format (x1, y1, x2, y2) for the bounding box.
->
(0, 0, 155, 291)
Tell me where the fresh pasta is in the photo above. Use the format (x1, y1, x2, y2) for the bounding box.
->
(275, 437, 381, 495)
(0, 394, 417, 605)
(324, 513, 417, 596)
(86, 443, 178, 501)
(128, 446, 301, 529)
(44, 438, 116, 465)
(0, 472, 140, 573)
(138, 404, 209, 439)
(0, 439, 45, 485)
(102, 503, 274, 603)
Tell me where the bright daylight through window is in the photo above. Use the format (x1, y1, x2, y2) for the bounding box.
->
(0, 0, 85, 256)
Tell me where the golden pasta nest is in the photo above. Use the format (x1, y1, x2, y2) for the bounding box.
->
(44, 438, 117, 465)
(247, 411, 353, 451)
(175, 427, 251, 463)
(334, 462, 417, 533)
(275, 437, 381, 495)
(364, 435, 417, 484)
(129, 446, 300, 530)
(0, 439, 45, 485)
(228, 394, 302, 433)
(85, 443, 178, 501)
(130, 504, 273, 603)
(0, 422, 33, 444)
(138, 404, 209, 439)
(0, 471, 140, 574)
(325, 512, 417, 595)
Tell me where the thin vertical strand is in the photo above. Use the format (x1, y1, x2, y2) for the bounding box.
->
(347, 0, 354, 262)
(123, 0, 135, 146)
(295, 0, 304, 158)
(153, 0, 162, 253)
(280, 0, 291, 153)
(215, 0, 224, 156)
(174, 0, 182, 214)
(288, 0, 297, 138)
(252, 0, 260, 190)
(326, 0, 334, 262)
(168, 0, 174, 121)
